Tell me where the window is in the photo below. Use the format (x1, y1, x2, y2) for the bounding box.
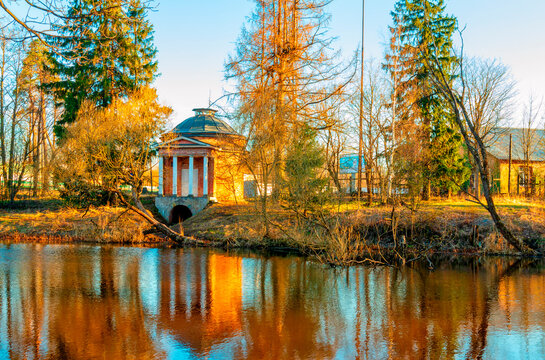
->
(518, 166, 533, 186)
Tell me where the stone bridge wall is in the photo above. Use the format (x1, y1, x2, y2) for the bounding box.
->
(155, 196, 210, 223)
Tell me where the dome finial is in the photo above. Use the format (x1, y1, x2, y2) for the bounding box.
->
(193, 108, 217, 116)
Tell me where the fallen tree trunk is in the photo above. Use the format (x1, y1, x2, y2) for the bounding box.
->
(113, 188, 209, 246)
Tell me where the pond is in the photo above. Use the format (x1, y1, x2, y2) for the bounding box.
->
(0, 243, 543, 359)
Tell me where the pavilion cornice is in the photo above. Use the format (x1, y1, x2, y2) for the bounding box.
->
(157, 135, 216, 149)
(159, 145, 218, 149)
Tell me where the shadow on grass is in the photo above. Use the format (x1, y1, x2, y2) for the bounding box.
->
(422, 202, 544, 211)
(0, 199, 64, 212)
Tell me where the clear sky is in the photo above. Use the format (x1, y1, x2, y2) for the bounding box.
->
(148, 0, 545, 127)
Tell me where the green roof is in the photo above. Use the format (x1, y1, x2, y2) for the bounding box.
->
(172, 108, 237, 136)
(488, 127, 545, 161)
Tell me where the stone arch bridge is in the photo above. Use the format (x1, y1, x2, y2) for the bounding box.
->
(155, 196, 209, 224)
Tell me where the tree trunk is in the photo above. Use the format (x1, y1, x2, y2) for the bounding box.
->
(39, 90, 49, 194)
(422, 179, 431, 201)
(429, 64, 538, 254)
(365, 166, 372, 205)
(7, 77, 20, 203)
(33, 106, 40, 198)
(117, 188, 205, 246)
(456, 97, 536, 254)
(474, 169, 481, 199)
(0, 39, 6, 200)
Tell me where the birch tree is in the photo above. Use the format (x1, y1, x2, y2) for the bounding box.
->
(0, 34, 34, 201)
(19, 40, 58, 196)
(350, 61, 388, 204)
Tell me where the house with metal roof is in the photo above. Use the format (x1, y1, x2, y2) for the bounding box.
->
(486, 127, 545, 195)
(155, 108, 246, 223)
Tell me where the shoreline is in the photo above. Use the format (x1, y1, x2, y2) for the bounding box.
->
(2, 200, 544, 265)
(1, 233, 541, 265)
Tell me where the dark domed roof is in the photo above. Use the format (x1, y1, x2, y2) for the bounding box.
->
(173, 108, 237, 136)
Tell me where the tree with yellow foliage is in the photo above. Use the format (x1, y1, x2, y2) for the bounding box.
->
(56, 87, 189, 242)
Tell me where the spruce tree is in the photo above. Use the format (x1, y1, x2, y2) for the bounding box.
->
(429, 112, 471, 195)
(123, 0, 158, 90)
(390, 0, 469, 197)
(48, 0, 158, 139)
(284, 124, 327, 216)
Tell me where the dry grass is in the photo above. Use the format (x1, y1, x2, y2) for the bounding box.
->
(2, 197, 545, 263)
(183, 202, 297, 245)
(0, 205, 166, 245)
(183, 199, 545, 258)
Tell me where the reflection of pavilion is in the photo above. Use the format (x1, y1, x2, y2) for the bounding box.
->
(156, 252, 244, 355)
(150, 251, 338, 359)
(2, 248, 545, 359)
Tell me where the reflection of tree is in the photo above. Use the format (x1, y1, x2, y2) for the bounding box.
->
(1, 246, 544, 359)
(466, 259, 533, 360)
(378, 264, 465, 358)
(56, 250, 158, 359)
(238, 258, 343, 360)
(0, 246, 163, 360)
(368, 258, 540, 359)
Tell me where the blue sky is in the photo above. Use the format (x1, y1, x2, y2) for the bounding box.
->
(150, 0, 545, 126)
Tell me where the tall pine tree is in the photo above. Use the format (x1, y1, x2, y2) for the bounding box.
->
(389, 0, 469, 198)
(48, 0, 158, 139)
(124, 0, 158, 89)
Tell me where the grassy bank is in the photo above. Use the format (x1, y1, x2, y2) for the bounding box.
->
(0, 199, 167, 246)
(182, 198, 545, 264)
(1, 197, 545, 264)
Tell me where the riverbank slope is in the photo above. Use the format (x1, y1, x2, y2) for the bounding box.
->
(183, 200, 545, 257)
(2, 198, 544, 262)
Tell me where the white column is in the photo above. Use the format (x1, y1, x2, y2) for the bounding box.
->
(188, 155, 194, 196)
(172, 156, 178, 196)
(203, 156, 208, 196)
(210, 157, 215, 197)
(158, 156, 164, 196)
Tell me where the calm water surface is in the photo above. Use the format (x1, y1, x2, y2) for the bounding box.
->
(0, 243, 544, 359)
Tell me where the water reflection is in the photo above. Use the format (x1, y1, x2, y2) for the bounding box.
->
(0, 244, 543, 359)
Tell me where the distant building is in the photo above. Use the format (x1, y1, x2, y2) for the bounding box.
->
(339, 154, 363, 193)
(155, 108, 246, 223)
(486, 128, 545, 195)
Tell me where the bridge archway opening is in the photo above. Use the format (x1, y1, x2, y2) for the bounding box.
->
(170, 205, 192, 224)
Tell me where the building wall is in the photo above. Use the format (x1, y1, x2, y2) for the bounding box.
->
(489, 154, 502, 194)
(212, 149, 245, 203)
(192, 135, 246, 203)
(159, 134, 247, 203)
(497, 160, 545, 195)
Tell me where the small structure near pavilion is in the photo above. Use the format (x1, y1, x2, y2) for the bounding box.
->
(155, 108, 246, 223)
